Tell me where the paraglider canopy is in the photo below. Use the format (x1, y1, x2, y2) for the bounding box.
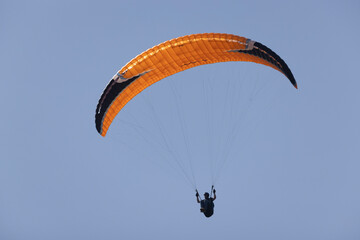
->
(95, 33, 297, 137)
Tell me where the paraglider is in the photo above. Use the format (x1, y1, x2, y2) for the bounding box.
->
(95, 33, 297, 217)
(196, 187, 216, 218)
(95, 33, 297, 137)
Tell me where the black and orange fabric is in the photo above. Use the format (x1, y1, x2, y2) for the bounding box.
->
(95, 33, 297, 136)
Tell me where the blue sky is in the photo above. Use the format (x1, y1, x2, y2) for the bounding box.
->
(1, 0, 360, 239)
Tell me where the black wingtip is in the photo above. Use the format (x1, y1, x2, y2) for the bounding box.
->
(253, 42, 297, 89)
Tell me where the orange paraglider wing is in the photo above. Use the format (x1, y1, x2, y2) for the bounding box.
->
(95, 33, 297, 136)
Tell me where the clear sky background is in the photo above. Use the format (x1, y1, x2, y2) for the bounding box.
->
(1, 0, 360, 239)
